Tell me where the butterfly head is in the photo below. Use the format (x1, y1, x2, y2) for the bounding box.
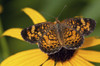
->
(54, 18, 60, 24)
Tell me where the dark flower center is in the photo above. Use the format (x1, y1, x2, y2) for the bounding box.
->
(48, 48, 76, 62)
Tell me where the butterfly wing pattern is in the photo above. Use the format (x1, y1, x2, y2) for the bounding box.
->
(21, 22, 62, 54)
(21, 22, 52, 43)
(21, 17, 96, 54)
(61, 17, 96, 49)
(62, 26, 84, 49)
(38, 26, 62, 54)
(62, 18, 96, 36)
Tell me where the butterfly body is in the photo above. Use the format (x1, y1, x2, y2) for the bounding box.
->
(54, 20, 64, 46)
(21, 17, 96, 54)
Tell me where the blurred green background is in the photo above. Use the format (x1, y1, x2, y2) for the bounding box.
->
(0, 0, 100, 65)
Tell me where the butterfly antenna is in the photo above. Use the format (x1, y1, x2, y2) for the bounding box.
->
(57, 5, 67, 18)
(41, 11, 55, 19)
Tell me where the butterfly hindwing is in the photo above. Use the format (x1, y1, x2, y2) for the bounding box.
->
(38, 26, 62, 54)
(62, 25, 84, 49)
(21, 22, 53, 43)
(62, 18, 96, 36)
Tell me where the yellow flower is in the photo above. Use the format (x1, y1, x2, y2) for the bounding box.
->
(1, 8, 100, 66)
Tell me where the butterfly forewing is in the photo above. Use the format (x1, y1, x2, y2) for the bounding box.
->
(38, 26, 62, 54)
(62, 25, 84, 49)
(62, 18, 96, 36)
(21, 22, 53, 43)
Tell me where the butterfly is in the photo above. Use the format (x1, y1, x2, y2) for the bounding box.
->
(21, 17, 96, 54)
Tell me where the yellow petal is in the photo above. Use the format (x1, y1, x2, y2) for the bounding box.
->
(80, 37, 100, 48)
(1, 28, 23, 40)
(69, 55, 94, 66)
(56, 62, 63, 66)
(42, 59, 55, 66)
(63, 61, 72, 66)
(77, 50, 100, 63)
(1, 49, 48, 66)
(22, 8, 46, 24)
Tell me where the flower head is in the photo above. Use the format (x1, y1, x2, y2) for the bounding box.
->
(0, 8, 100, 66)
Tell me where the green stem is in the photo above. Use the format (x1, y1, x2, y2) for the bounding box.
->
(0, 17, 10, 59)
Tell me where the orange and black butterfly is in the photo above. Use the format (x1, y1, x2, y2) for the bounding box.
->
(21, 17, 96, 54)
